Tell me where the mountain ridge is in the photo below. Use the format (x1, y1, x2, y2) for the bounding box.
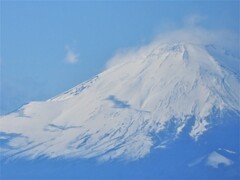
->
(0, 42, 239, 161)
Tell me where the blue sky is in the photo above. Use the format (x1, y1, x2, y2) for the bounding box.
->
(1, 1, 239, 114)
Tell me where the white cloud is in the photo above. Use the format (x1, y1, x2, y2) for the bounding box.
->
(183, 14, 206, 27)
(105, 46, 142, 68)
(155, 27, 239, 51)
(65, 46, 79, 64)
(106, 14, 239, 69)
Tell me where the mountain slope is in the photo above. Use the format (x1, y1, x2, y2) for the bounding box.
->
(0, 42, 239, 161)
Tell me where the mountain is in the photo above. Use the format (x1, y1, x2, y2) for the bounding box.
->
(0, 42, 239, 170)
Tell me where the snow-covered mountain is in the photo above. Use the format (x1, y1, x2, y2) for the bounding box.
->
(0, 42, 239, 162)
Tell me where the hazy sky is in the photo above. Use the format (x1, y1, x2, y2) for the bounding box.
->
(1, 1, 239, 114)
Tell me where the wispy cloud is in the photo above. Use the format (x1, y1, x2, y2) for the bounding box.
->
(65, 46, 79, 64)
(183, 14, 207, 27)
(106, 14, 239, 69)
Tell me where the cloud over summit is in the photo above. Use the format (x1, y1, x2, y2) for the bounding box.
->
(106, 15, 239, 69)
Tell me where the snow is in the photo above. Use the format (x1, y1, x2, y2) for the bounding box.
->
(0, 42, 239, 161)
(207, 151, 233, 168)
(205, 44, 240, 76)
(188, 156, 206, 167)
(218, 148, 237, 154)
(189, 119, 209, 140)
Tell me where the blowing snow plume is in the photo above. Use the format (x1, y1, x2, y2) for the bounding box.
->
(0, 27, 239, 161)
(107, 26, 239, 69)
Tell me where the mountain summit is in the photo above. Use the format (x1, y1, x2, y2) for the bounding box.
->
(0, 42, 239, 161)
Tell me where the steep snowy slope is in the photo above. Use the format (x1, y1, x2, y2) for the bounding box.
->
(0, 42, 239, 161)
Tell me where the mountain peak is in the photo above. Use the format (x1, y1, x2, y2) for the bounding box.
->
(0, 41, 239, 161)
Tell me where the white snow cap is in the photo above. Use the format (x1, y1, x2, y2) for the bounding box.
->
(0, 40, 239, 161)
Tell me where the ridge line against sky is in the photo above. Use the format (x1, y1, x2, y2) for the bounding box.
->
(1, 1, 239, 114)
